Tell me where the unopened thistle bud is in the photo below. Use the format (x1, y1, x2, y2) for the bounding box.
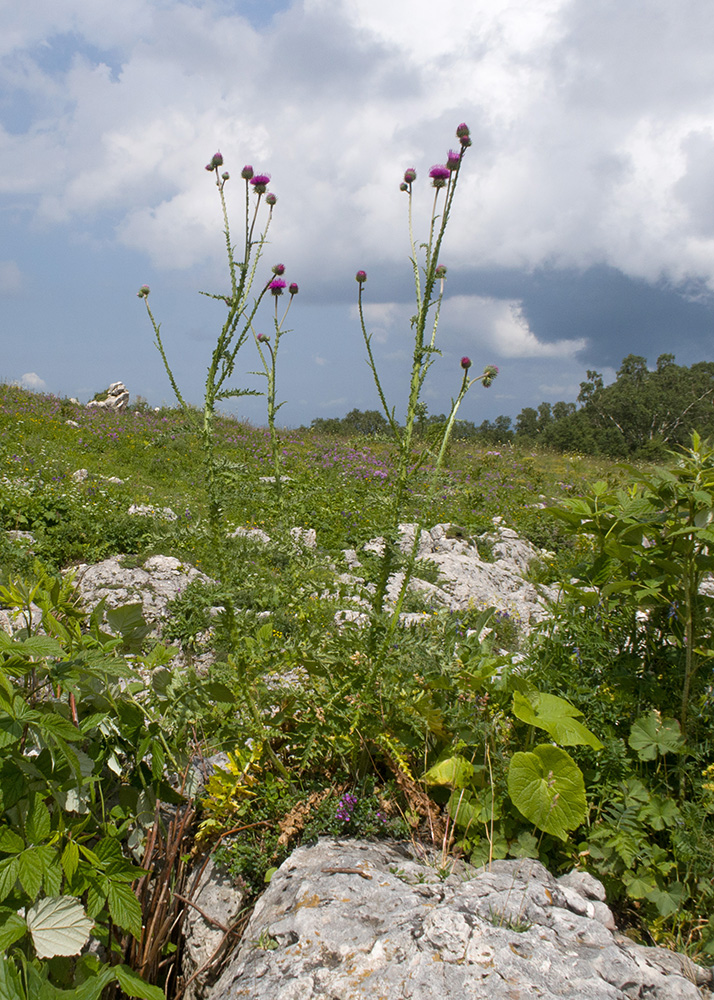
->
(266, 192, 277, 206)
(355, 270, 367, 284)
(460, 356, 472, 370)
(435, 265, 447, 279)
(272, 263, 286, 275)
(482, 364, 499, 387)
(205, 151, 223, 171)
(257, 333, 270, 343)
(404, 167, 416, 184)
(137, 285, 150, 298)
(289, 282, 299, 295)
(400, 182, 408, 192)
(221, 171, 230, 181)
(456, 123, 470, 139)
(241, 165, 254, 180)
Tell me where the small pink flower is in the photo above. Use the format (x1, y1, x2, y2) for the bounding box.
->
(269, 278, 287, 295)
(355, 270, 367, 283)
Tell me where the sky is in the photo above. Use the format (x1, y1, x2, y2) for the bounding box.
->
(2, 0, 714, 429)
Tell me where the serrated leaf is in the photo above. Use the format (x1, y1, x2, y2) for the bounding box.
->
(0, 858, 19, 903)
(114, 964, 166, 1000)
(107, 882, 142, 938)
(26, 896, 93, 958)
(628, 712, 683, 760)
(447, 787, 500, 828)
(0, 907, 26, 950)
(18, 849, 43, 899)
(61, 842, 79, 882)
(422, 755, 474, 788)
(25, 794, 52, 845)
(507, 745, 587, 840)
(0, 716, 23, 749)
(0, 954, 25, 1000)
(0, 828, 25, 854)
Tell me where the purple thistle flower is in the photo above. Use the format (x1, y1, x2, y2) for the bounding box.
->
(355, 270, 367, 283)
(461, 356, 472, 370)
(269, 278, 287, 295)
(205, 151, 223, 171)
(241, 165, 254, 180)
(250, 173, 271, 194)
(429, 164, 451, 188)
(272, 263, 286, 275)
(404, 167, 417, 184)
(446, 149, 461, 170)
(456, 123, 470, 138)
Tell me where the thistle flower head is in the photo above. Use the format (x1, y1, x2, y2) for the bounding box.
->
(241, 165, 254, 180)
(289, 282, 299, 295)
(265, 192, 277, 206)
(482, 364, 499, 387)
(137, 285, 150, 298)
(221, 171, 230, 181)
(355, 270, 367, 284)
(460, 356, 472, 370)
(272, 263, 286, 275)
(446, 149, 461, 170)
(250, 173, 271, 194)
(429, 164, 451, 188)
(257, 333, 270, 343)
(399, 182, 408, 192)
(435, 265, 447, 279)
(456, 123, 470, 138)
(403, 167, 417, 184)
(269, 278, 287, 295)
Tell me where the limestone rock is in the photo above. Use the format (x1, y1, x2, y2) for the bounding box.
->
(128, 503, 177, 520)
(73, 554, 212, 626)
(182, 858, 246, 1000)
(86, 381, 129, 411)
(207, 839, 710, 1000)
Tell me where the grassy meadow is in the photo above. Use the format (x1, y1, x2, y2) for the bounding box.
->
(2, 380, 714, 996)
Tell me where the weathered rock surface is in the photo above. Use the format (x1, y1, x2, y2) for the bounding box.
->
(86, 381, 130, 411)
(73, 554, 212, 625)
(208, 839, 710, 1000)
(352, 520, 557, 633)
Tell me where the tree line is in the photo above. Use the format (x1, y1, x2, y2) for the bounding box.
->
(307, 354, 714, 459)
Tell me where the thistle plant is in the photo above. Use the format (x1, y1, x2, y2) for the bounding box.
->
(138, 152, 293, 569)
(356, 123, 498, 665)
(252, 269, 299, 501)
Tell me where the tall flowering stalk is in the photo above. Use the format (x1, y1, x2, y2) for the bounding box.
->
(138, 153, 287, 566)
(252, 272, 299, 501)
(356, 124, 498, 667)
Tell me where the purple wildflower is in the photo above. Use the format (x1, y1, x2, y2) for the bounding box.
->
(404, 167, 416, 184)
(446, 149, 461, 170)
(250, 173, 271, 194)
(269, 278, 287, 295)
(429, 164, 451, 188)
(205, 151, 223, 171)
(241, 165, 254, 180)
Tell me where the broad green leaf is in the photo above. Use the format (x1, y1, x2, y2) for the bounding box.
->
(0, 954, 25, 1000)
(422, 755, 475, 788)
(628, 712, 683, 760)
(512, 691, 602, 749)
(0, 858, 19, 903)
(639, 795, 682, 831)
(107, 882, 142, 939)
(0, 908, 27, 950)
(18, 849, 43, 900)
(0, 717, 23, 749)
(25, 794, 52, 845)
(507, 745, 587, 840)
(646, 881, 687, 918)
(447, 788, 500, 828)
(26, 896, 93, 958)
(114, 964, 166, 1000)
(61, 842, 79, 882)
(0, 828, 25, 855)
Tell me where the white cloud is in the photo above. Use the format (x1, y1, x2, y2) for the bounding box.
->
(16, 372, 47, 390)
(447, 295, 587, 359)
